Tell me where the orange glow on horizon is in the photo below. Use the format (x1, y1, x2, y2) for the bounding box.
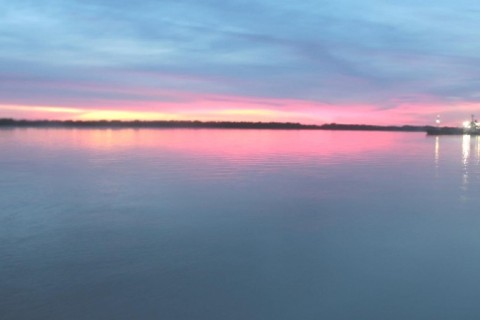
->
(77, 110, 181, 121)
(0, 104, 315, 123)
(3, 96, 480, 126)
(0, 104, 84, 114)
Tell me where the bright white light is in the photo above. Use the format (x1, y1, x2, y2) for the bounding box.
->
(436, 119, 440, 124)
(463, 121, 471, 128)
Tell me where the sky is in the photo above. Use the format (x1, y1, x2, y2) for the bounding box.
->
(1, 0, 480, 125)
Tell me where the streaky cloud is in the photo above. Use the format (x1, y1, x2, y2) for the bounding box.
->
(2, 0, 480, 123)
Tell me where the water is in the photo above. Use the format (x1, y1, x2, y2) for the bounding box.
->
(2, 128, 480, 319)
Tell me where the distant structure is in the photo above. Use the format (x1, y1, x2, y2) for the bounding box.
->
(463, 114, 480, 134)
(426, 114, 480, 135)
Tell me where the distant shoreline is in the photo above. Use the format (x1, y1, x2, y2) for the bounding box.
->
(0, 118, 438, 132)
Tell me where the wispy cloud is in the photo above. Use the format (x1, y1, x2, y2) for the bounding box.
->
(1, 0, 480, 124)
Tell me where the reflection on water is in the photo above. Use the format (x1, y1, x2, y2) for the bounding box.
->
(454, 135, 480, 195)
(458, 134, 480, 165)
(462, 135, 470, 191)
(462, 134, 471, 164)
(3, 128, 401, 157)
(434, 136, 440, 180)
(431, 134, 480, 200)
(3, 129, 480, 320)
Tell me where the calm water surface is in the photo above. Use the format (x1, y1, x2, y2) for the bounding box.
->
(2, 129, 480, 319)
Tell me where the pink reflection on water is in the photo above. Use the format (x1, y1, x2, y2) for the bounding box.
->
(6, 128, 410, 161)
(140, 130, 402, 159)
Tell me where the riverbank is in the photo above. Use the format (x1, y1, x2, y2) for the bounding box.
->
(0, 119, 434, 132)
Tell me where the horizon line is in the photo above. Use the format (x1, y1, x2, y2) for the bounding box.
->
(0, 118, 440, 132)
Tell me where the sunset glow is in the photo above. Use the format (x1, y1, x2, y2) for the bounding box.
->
(2, 1, 480, 125)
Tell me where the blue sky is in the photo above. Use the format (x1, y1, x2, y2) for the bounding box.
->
(1, 0, 480, 124)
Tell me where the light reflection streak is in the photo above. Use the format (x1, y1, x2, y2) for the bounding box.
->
(460, 135, 480, 196)
(433, 135, 480, 200)
(462, 134, 471, 165)
(462, 135, 471, 192)
(434, 136, 440, 178)
(477, 136, 480, 161)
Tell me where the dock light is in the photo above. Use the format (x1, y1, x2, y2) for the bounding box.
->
(463, 121, 471, 128)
